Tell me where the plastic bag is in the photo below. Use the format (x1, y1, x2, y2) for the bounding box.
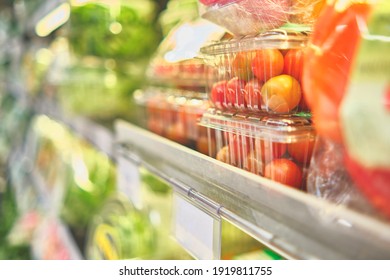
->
(303, 0, 390, 218)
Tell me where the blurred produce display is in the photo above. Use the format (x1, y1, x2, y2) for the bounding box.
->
(46, 0, 162, 122)
(0, 94, 32, 163)
(28, 116, 116, 230)
(85, 193, 158, 260)
(0, 182, 32, 260)
(68, 1, 160, 60)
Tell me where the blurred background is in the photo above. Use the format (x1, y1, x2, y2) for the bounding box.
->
(0, 0, 280, 260)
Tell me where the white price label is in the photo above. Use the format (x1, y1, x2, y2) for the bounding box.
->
(173, 193, 221, 260)
(117, 155, 141, 208)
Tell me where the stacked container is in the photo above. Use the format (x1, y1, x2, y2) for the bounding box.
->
(134, 87, 210, 151)
(196, 0, 324, 190)
(137, 1, 226, 154)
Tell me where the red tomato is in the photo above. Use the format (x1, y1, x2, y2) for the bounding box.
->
(210, 80, 228, 109)
(228, 133, 253, 167)
(261, 74, 301, 113)
(283, 49, 304, 81)
(216, 145, 230, 164)
(196, 135, 216, 158)
(298, 83, 310, 111)
(254, 139, 287, 163)
(345, 154, 390, 219)
(227, 77, 247, 108)
(244, 79, 263, 110)
(165, 122, 189, 146)
(264, 158, 303, 189)
(232, 51, 256, 80)
(243, 150, 265, 175)
(147, 119, 164, 135)
(251, 49, 284, 81)
(287, 139, 315, 164)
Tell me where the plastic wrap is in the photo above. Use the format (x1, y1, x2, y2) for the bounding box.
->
(146, 18, 226, 91)
(199, 109, 315, 190)
(303, 0, 390, 218)
(201, 30, 310, 114)
(198, 0, 326, 36)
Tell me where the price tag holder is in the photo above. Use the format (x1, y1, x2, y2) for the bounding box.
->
(172, 193, 221, 260)
(117, 154, 141, 208)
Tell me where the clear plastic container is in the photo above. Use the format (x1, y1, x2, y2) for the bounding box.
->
(199, 108, 315, 190)
(146, 18, 226, 91)
(198, 0, 326, 36)
(146, 57, 206, 91)
(134, 87, 210, 149)
(200, 30, 309, 114)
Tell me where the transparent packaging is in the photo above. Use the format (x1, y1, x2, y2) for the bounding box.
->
(201, 30, 309, 114)
(198, 0, 326, 36)
(146, 18, 225, 91)
(307, 136, 378, 216)
(134, 87, 210, 149)
(147, 57, 206, 91)
(199, 108, 315, 190)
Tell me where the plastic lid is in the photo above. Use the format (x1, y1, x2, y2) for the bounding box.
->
(134, 87, 208, 105)
(199, 108, 315, 142)
(200, 29, 309, 55)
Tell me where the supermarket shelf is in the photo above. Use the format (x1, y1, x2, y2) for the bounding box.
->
(115, 120, 390, 260)
(33, 98, 115, 160)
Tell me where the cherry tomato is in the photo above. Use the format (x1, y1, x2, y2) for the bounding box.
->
(254, 139, 287, 163)
(228, 133, 252, 167)
(244, 79, 263, 110)
(196, 135, 216, 157)
(251, 49, 284, 81)
(283, 49, 304, 81)
(243, 150, 265, 175)
(287, 139, 315, 164)
(210, 80, 228, 109)
(264, 158, 303, 189)
(216, 145, 230, 164)
(232, 51, 256, 81)
(261, 74, 301, 113)
(165, 122, 188, 146)
(227, 77, 246, 108)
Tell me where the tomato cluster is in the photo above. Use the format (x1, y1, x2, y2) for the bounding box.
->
(208, 48, 308, 114)
(202, 113, 315, 190)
